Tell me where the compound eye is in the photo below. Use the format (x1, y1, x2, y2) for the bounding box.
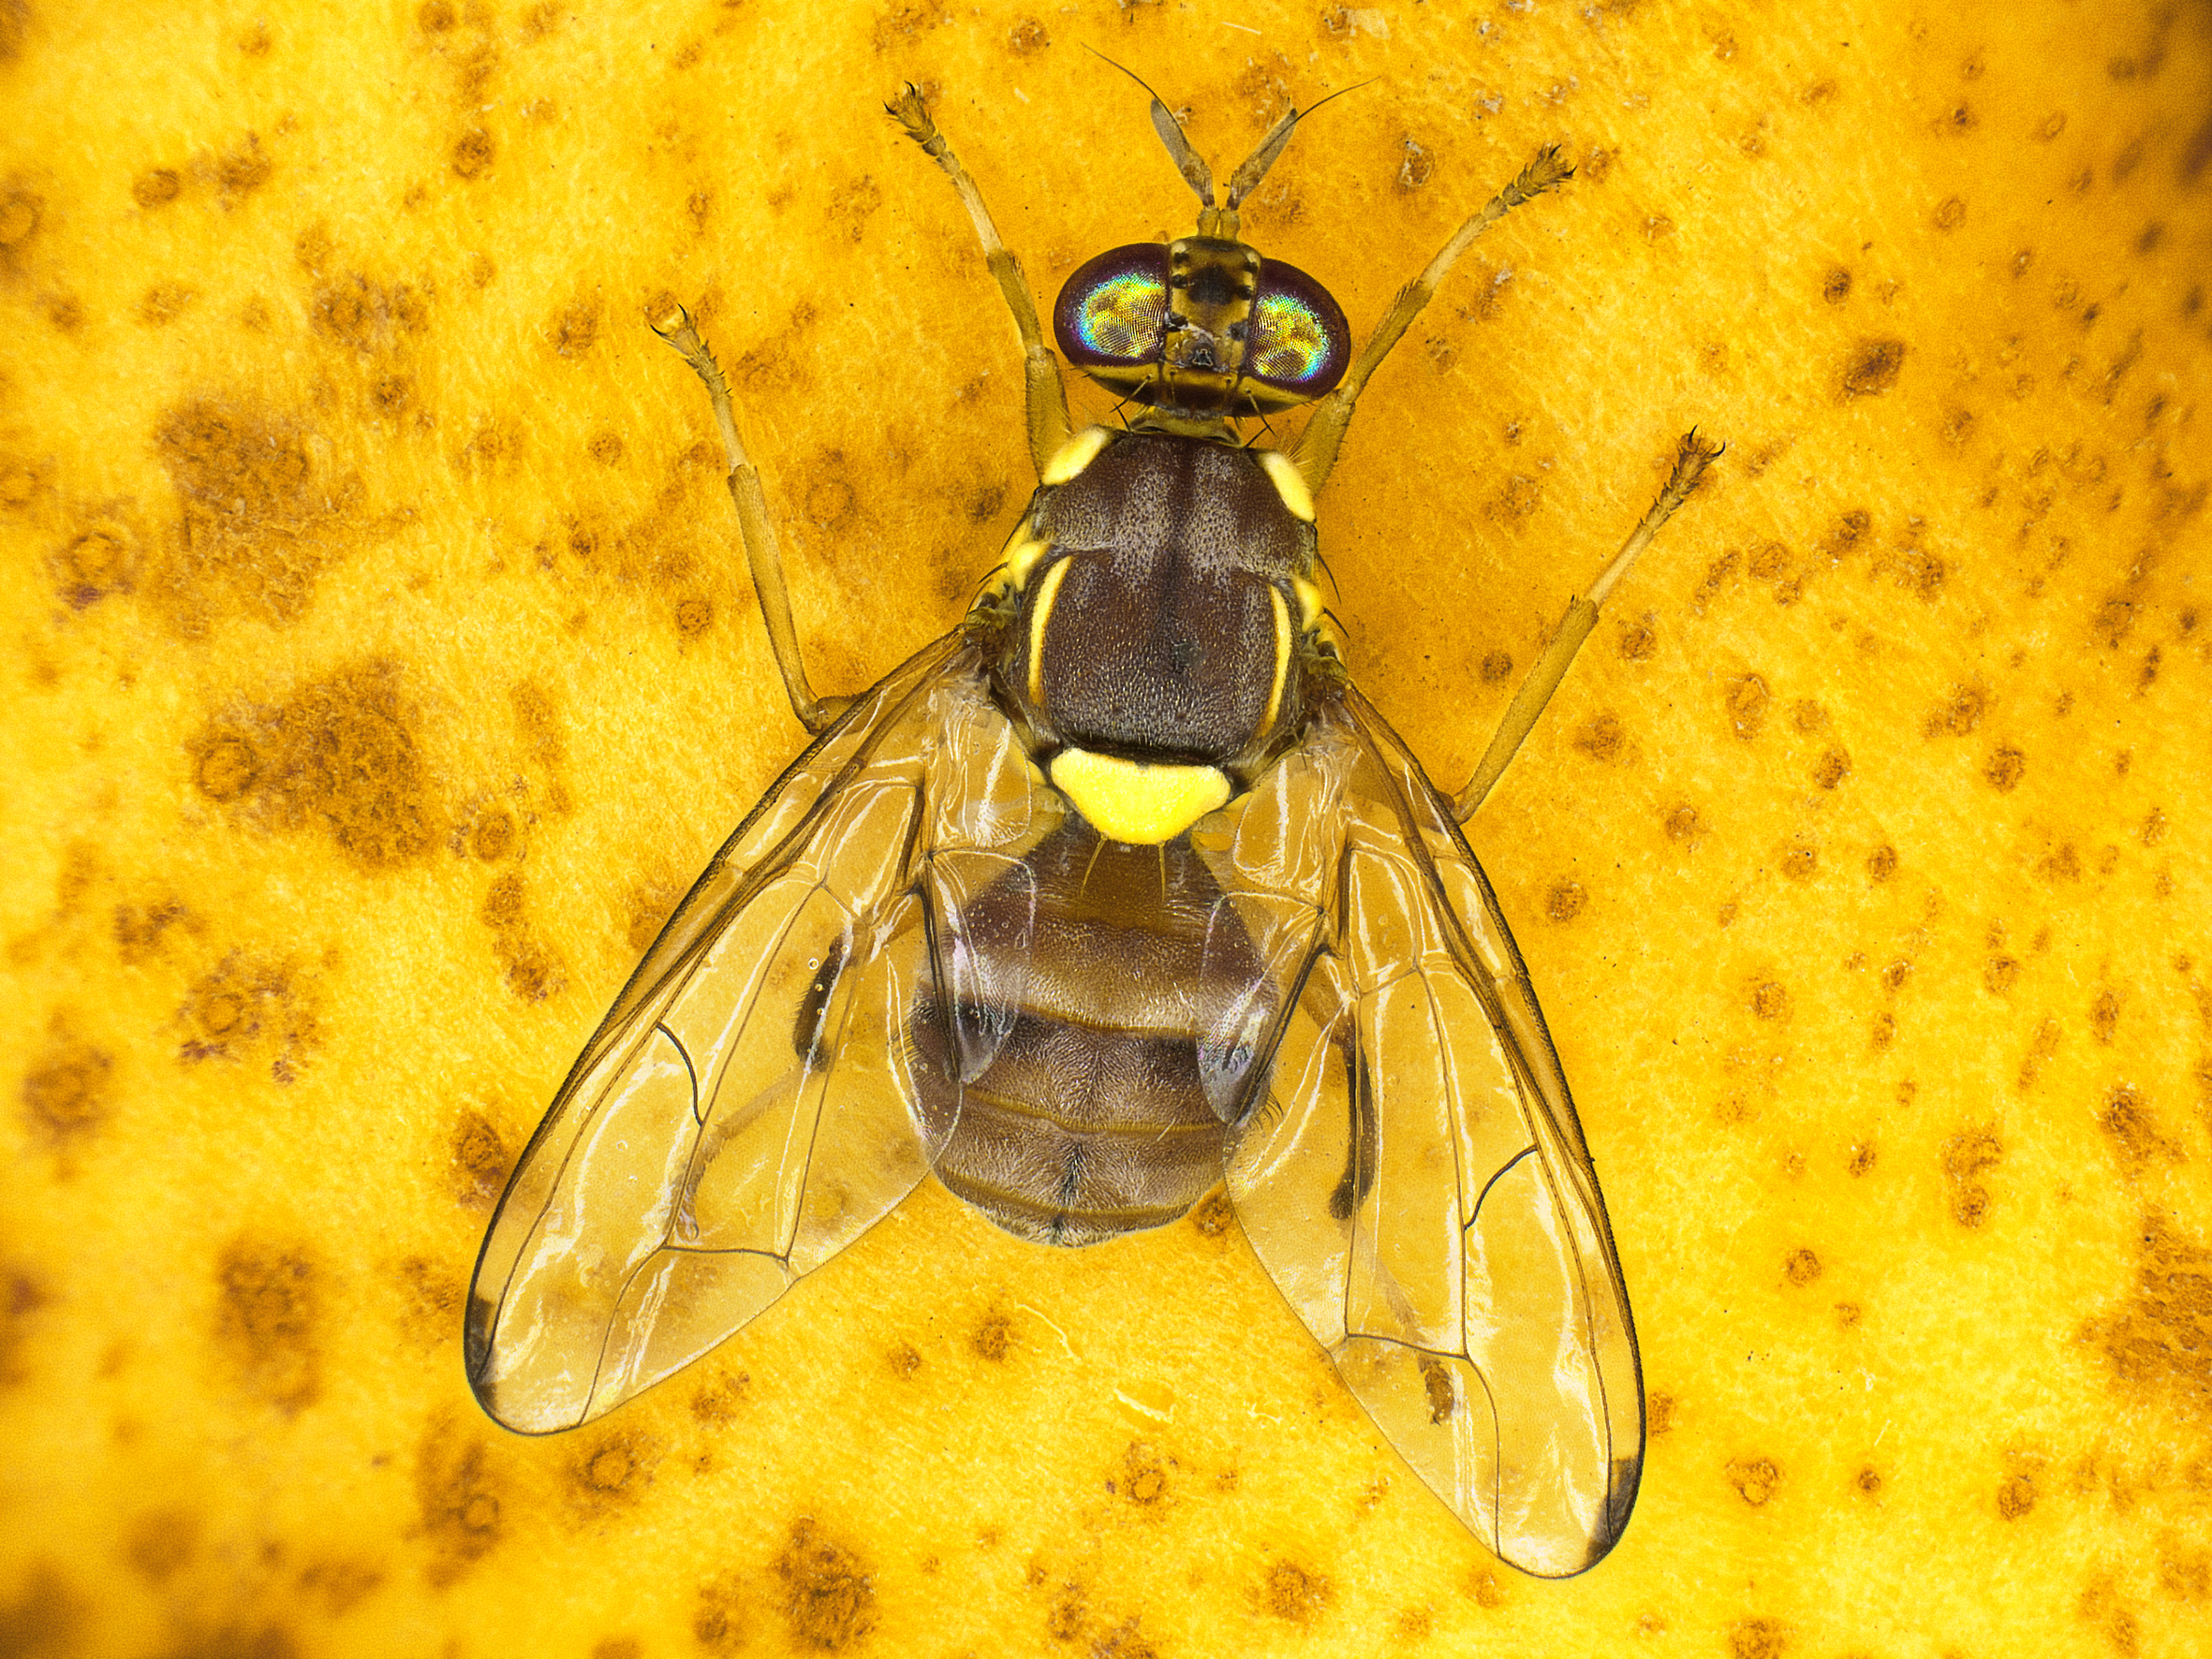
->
(1243, 258, 1350, 402)
(1054, 244, 1170, 370)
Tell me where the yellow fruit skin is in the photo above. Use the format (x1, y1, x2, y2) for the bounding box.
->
(3, 2, 2209, 1654)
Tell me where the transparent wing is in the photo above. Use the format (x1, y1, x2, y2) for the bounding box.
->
(465, 632, 1049, 1432)
(1215, 683, 1643, 1577)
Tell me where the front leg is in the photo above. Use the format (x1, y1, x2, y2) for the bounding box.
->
(887, 84, 1074, 480)
(1290, 146, 1575, 501)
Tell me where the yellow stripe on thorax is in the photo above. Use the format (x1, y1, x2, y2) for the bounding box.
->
(1025, 556, 1074, 707)
(1262, 585, 1291, 733)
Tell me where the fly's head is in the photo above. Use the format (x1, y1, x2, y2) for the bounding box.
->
(1052, 78, 1353, 432)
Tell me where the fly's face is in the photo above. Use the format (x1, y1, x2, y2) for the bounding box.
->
(1054, 235, 1349, 418)
(1049, 78, 1351, 423)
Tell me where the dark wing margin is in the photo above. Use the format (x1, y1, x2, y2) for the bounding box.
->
(1216, 683, 1643, 1577)
(466, 632, 1048, 1432)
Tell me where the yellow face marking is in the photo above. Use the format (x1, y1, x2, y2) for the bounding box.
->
(1262, 585, 1291, 733)
(1048, 749, 1232, 846)
(1040, 425, 1113, 486)
(1259, 448, 1316, 523)
(1025, 556, 1073, 706)
(1290, 575, 1325, 631)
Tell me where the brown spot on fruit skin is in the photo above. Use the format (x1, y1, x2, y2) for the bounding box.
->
(1865, 844, 1897, 882)
(1, 1270, 49, 1387)
(776, 1520, 877, 1651)
(52, 524, 136, 609)
(22, 1024, 114, 1150)
(1942, 1129, 2004, 1227)
(1574, 711, 1625, 761)
(1998, 1471, 2037, 1519)
(553, 301, 598, 358)
(480, 872, 568, 1003)
(311, 272, 428, 355)
(0, 188, 40, 252)
(1726, 1456, 1782, 1506)
(214, 1241, 321, 1412)
(2098, 1083, 2184, 1174)
(450, 1109, 509, 1208)
(451, 127, 495, 179)
(1841, 337, 1907, 396)
(125, 1506, 199, 1580)
(1750, 980, 1792, 1020)
(1784, 1247, 1823, 1285)
(1726, 673, 1771, 739)
(150, 398, 360, 637)
(0, 1563, 87, 1654)
(133, 167, 183, 208)
(971, 1310, 1013, 1362)
(177, 951, 321, 1082)
(2081, 1214, 2212, 1417)
(1121, 1443, 1168, 1505)
(1546, 880, 1586, 922)
(694, 1574, 747, 1652)
(417, 1417, 505, 1587)
(570, 1430, 656, 1512)
(1263, 1561, 1330, 1624)
(193, 661, 440, 872)
(194, 736, 259, 801)
(397, 1256, 463, 1346)
(1728, 1617, 1788, 1659)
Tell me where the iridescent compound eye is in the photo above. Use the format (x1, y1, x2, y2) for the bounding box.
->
(1054, 244, 1171, 376)
(1242, 259, 1349, 403)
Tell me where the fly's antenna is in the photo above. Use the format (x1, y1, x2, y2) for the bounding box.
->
(1085, 47, 1367, 220)
(1223, 81, 1367, 208)
(1086, 48, 1215, 208)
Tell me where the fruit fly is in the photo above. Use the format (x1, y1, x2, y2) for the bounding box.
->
(466, 75, 1717, 1578)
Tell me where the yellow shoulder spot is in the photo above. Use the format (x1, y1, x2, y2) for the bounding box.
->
(1002, 534, 1051, 591)
(1049, 749, 1231, 845)
(1290, 575, 1325, 631)
(1258, 449, 1315, 523)
(1040, 425, 1113, 486)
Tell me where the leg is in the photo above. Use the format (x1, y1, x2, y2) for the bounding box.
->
(1290, 146, 1574, 499)
(1453, 433, 1722, 822)
(887, 85, 1073, 479)
(652, 306, 842, 734)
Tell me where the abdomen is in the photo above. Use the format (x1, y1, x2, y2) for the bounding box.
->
(913, 815, 1263, 1245)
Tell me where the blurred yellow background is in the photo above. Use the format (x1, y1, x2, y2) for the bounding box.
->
(4, 1, 2209, 1654)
